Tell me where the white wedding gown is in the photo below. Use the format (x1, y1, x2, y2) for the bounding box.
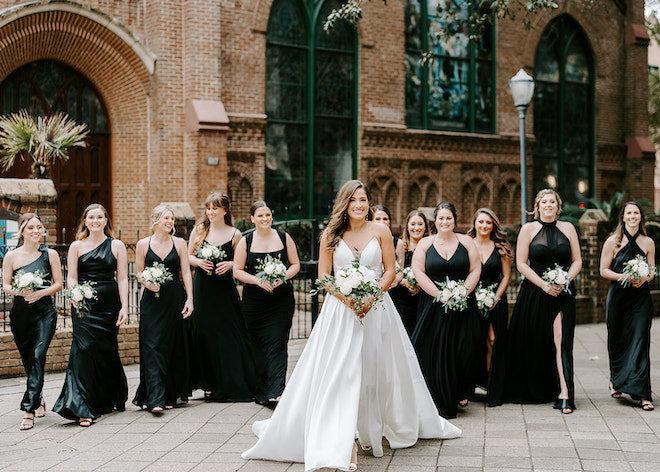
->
(242, 238, 461, 471)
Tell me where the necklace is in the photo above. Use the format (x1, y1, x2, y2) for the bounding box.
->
(435, 235, 454, 246)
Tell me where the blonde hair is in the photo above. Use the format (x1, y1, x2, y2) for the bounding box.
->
(467, 208, 513, 260)
(191, 192, 233, 249)
(150, 205, 175, 235)
(323, 180, 373, 252)
(16, 213, 44, 245)
(75, 203, 113, 240)
(532, 189, 562, 220)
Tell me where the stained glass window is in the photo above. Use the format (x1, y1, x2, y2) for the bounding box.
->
(533, 15, 594, 206)
(405, 0, 494, 132)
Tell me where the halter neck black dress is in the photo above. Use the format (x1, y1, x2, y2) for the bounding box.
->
(390, 250, 420, 336)
(54, 237, 128, 420)
(133, 240, 191, 409)
(190, 236, 256, 402)
(505, 221, 576, 409)
(9, 246, 57, 413)
(412, 241, 480, 419)
(242, 230, 295, 403)
(476, 247, 508, 407)
(606, 228, 653, 401)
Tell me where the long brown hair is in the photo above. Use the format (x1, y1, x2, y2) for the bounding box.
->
(75, 203, 113, 240)
(323, 180, 373, 252)
(16, 213, 44, 246)
(191, 192, 233, 249)
(467, 208, 513, 260)
(401, 210, 428, 251)
(614, 201, 647, 249)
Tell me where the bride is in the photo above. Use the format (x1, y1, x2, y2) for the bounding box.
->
(242, 180, 461, 471)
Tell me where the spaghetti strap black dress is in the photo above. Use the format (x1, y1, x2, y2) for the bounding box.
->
(242, 230, 295, 403)
(133, 240, 191, 409)
(54, 237, 128, 420)
(190, 236, 256, 402)
(505, 221, 576, 410)
(476, 247, 508, 407)
(10, 247, 57, 413)
(390, 250, 420, 336)
(606, 228, 653, 401)
(412, 242, 480, 419)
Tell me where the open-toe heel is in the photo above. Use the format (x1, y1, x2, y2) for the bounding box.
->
(35, 400, 46, 418)
(20, 414, 34, 431)
(349, 441, 358, 471)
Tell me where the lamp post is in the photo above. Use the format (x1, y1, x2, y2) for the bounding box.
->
(509, 69, 535, 224)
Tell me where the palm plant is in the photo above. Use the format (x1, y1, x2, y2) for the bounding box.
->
(0, 110, 88, 178)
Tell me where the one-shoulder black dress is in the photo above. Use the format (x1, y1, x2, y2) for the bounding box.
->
(390, 250, 420, 336)
(53, 237, 128, 420)
(191, 237, 256, 402)
(606, 228, 653, 401)
(133, 240, 191, 409)
(242, 231, 295, 403)
(476, 247, 508, 407)
(412, 242, 480, 419)
(505, 221, 576, 409)
(10, 247, 57, 413)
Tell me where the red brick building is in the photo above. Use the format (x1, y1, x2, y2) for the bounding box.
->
(0, 0, 653, 238)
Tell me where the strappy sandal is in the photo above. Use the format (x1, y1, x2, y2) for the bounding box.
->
(150, 406, 164, 413)
(78, 418, 93, 427)
(609, 382, 623, 399)
(20, 414, 34, 431)
(641, 401, 654, 411)
(35, 400, 46, 418)
(349, 441, 358, 471)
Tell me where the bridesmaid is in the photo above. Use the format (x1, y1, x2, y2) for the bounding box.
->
(234, 201, 300, 407)
(2, 213, 62, 430)
(389, 210, 429, 335)
(133, 205, 194, 412)
(505, 189, 582, 414)
(411, 202, 482, 418)
(188, 192, 256, 402)
(53, 203, 129, 426)
(600, 201, 654, 411)
(467, 208, 511, 407)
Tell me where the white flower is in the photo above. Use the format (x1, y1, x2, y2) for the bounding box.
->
(546, 269, 557, 282)
(264, 262, 275, 275)
(151, 268, 163, 278)
(339, 281, 354, 296)
(71, 287, 84, 302)
(554, 272, 566, 285)
(33, 276, 43, 287)
(18, 273, 35, 288)
(82, 285, 94, 299)
(141, 270, 153, 282)
(484, 296, 494, 307)
(441, 288, 452, 301)
(201, 246, 213, 258)
(639, 266, 650, 277)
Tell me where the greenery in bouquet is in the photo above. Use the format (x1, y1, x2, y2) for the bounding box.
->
(255, 254, 288, 286)
(402, 266, 418, 291)
(64, 281, 97, 317)
(11, 269, 47, 293)
(140, 262, 174, 298)
(542, 263, 571, 294)
(475, 283, 498, 317)
(619, 254, 655, 288)
(433, 277, 469, 313)
(194, 241, 226, 275)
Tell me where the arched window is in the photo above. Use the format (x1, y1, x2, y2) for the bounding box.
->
(405, 0, 495, 133)
(533, 15, 594, 206)
(265, 0, 357, 219)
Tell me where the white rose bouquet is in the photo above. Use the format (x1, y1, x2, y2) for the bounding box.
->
(542, 263, 571, 294)
(475, 282, 498, 317)
(11, 269, 46, 293)
(433, 277, 469, 313)
(255, 254, 288, 286)
(402, 266, 418, 291)
(194, 241, 227, 275)
(140, 262, 174, 298)
(64, 281, 97, 317)
(619, 254, 655, 288)
(311, 260, 383, 323)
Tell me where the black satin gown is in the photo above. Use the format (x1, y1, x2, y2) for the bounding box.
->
(606, 228, 653, 401)
(190, 238, 256, 402)
(242, 231, 295, 403)
(53, 237, 128, 420)
(412, 242, 480, 419)
(476, 247, 508, 407)
(390, 250, 420, 336)
(9, 247, 57, 413)
(505, 221, 576, 409)
(133, 241, 191, 409)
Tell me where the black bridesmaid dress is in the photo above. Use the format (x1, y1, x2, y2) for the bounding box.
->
(190, 237, 256, 402)
(242, 230, 295, 404)
(606, 228, 653, 401)
(412, 242, 480, 419)
(133, 240, 191, 409)
(476, 248, 508, 407)
(9, 247, 57, 413)
(505, 221, 576, 409)
(390, 250, 420, 336)
(53, 237, 128, 420)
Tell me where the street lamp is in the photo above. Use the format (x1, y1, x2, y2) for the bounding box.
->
(509, 69, 535, 224)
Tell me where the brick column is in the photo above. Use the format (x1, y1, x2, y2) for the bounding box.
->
(578, 209, 610, 323)
(0, 178, 57, 244)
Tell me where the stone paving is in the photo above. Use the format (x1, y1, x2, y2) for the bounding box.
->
(0, 322, 658, 472)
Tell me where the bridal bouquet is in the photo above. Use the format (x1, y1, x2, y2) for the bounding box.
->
(255, 254, 288, 285)
(402, 266, 418, 290)
(140, 262, 174, 298)
(64, 281, 97, 317)
(475, 283, 498, 317)
(312, 260, 383, 322)
(194, 241, 226, 275)
(619, 254, 654, 288)
(433, 278, 469, 313)
(11, 269, 46, 293)
(542, 263, 571, 294)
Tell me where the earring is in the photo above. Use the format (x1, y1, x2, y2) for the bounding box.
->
(343, 212, 348, 223)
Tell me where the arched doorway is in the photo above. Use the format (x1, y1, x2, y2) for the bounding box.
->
(0, 60, 110, 242)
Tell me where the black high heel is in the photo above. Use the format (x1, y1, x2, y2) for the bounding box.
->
(558, 399, 573, 414)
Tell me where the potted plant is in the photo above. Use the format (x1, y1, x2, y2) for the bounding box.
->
(0, 110, 88, 179)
